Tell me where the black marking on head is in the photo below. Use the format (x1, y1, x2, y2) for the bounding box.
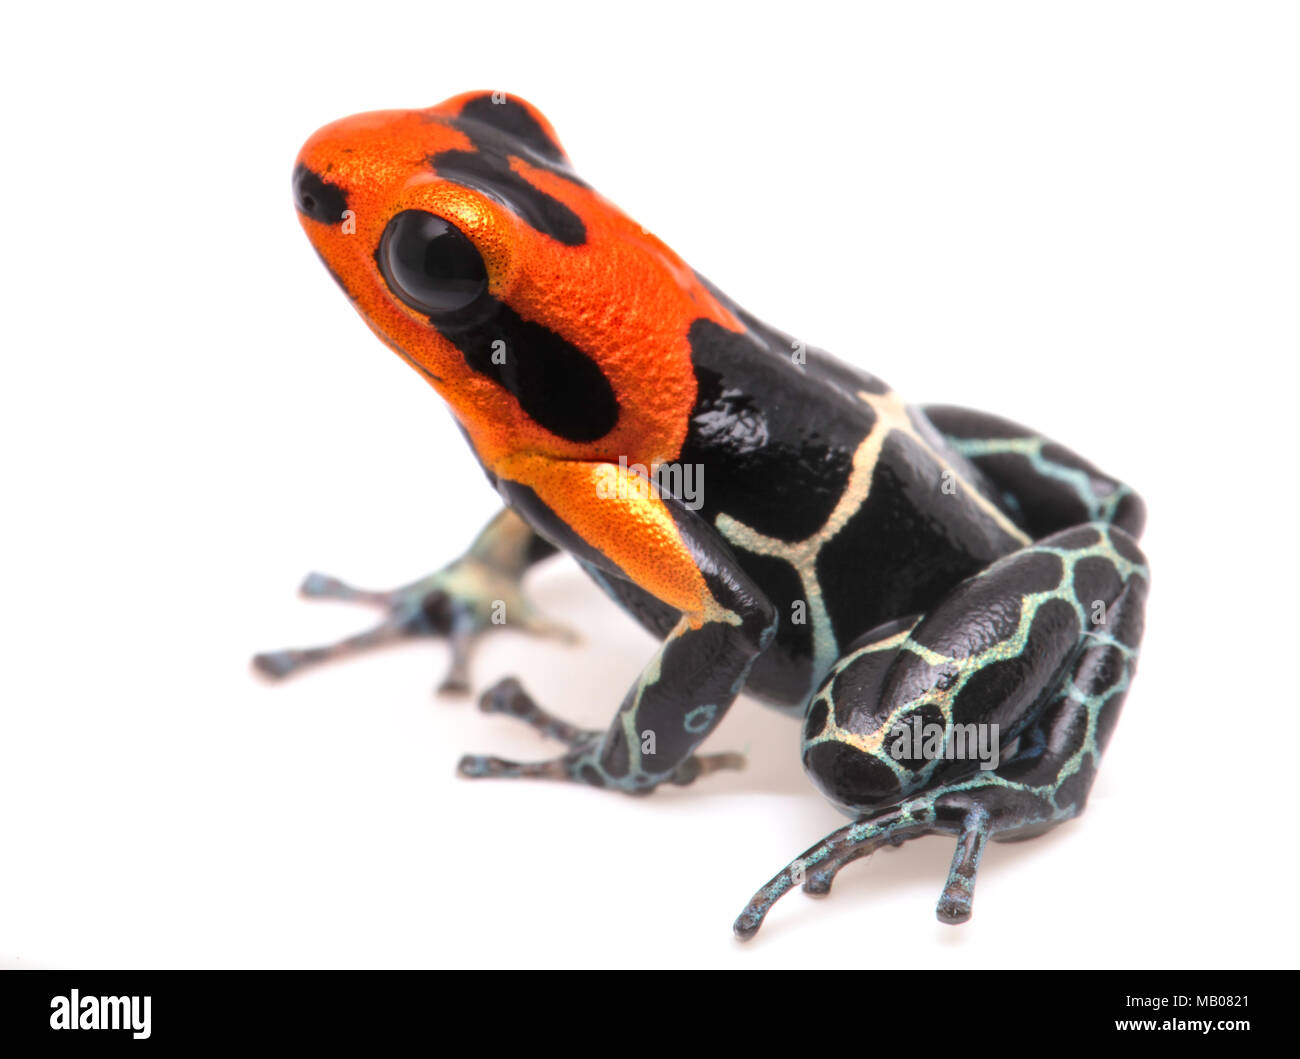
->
(428, 149, 587, 246)
(292, 163, 349, 225)
(429, 97, 588, 246)
(458, 95, 570, 167)
(438, 298, 617, 442)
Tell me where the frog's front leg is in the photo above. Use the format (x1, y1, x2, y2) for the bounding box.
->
(459, 676, 748, 787)
(736, 521, 1149, 937)
(252, 507, 571, 693)
(457, 460, 777, 793)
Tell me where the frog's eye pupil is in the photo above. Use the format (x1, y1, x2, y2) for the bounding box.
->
(379, 210, 488, 317)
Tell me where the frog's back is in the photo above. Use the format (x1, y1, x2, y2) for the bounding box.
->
(677, 291, 1031, 705)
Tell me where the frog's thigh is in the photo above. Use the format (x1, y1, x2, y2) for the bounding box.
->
(742, 522, 1149, 934)
(803, 522, 1149, 819)
(921, 404, 1146, 539)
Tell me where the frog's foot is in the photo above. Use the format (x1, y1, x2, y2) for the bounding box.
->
(253, 564, 576, 694)
(457, 678, 746, 792)
(734, 794, 1010, 939)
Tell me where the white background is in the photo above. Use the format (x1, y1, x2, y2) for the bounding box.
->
(2, 2, 1296, 969)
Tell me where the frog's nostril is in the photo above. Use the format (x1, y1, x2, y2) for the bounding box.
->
(301, 194, 315, 211)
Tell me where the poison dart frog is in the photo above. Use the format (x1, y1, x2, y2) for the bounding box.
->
(256, 92, 1150, 937)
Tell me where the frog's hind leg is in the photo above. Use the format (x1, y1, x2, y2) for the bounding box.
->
(736, 522, 1149, 938)
(921, 405, 1147, 539)
(253, 508, 572, 694)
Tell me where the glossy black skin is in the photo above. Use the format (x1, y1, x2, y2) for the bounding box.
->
(672, 282, 1035, 707)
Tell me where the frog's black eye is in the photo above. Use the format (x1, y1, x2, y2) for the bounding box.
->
(377, 210, 488, 318)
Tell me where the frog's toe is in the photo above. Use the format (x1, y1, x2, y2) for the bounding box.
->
(434, 623, 477, 696)
(800, 864, 836, 896)
(735, 798, 1002, 936)
(734, 803, 928, 941)
(475, 677, 595, 745)
(251, 649, 301, 679)
(934, 805, 990, 925)
(458, 685, 607, 784)
(455, 753, 581, 782)
(252, 614, 414, 681)
(298, 570, 394, 604)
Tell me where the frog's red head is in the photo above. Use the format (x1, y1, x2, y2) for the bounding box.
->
(292, 92, 738, 472)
